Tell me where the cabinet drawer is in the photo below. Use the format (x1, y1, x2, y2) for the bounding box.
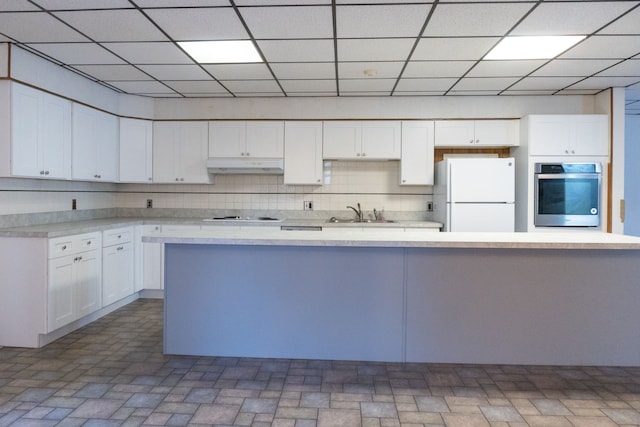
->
(103, 227, 133, 246)
(49, 232, 101, 258)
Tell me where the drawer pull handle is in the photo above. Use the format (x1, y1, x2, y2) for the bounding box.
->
(61, 245, 67, 250)
(117, 246, 124, 251)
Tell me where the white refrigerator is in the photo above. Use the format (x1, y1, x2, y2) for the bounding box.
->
(433, 157, 515, 232)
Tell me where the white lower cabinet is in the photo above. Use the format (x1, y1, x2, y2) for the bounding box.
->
(47, 232, 102, 332)
(102, 227, 134, 306)
(142, 225, 164, 290)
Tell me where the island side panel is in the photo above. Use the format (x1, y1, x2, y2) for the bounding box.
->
(164, 244, 406, 362)
(406, 248, 640, 366)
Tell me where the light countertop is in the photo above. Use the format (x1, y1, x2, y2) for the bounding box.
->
(145, 227, 640, 250)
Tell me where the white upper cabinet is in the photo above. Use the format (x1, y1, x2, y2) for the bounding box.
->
(119, 118, 153, 183)
(524, 115, 608, 157)
(284, 121, 323, 185)
(72, 104, 119, 181)
(209, 121, 284, 158)
(434, 120, 519, 147)
(10, 83, 72, 179)
(323, 121, 401, 160)
(153, 121, 210, 183)
(400, 121, 435, 186)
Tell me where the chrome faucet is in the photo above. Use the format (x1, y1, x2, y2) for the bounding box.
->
(347, 203, 363, 222)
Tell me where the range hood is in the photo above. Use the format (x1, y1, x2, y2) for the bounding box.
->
(206, 158, 284, 174)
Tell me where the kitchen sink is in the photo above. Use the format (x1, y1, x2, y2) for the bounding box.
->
(327, 217, 395, 224)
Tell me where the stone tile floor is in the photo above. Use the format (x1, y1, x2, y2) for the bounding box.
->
(1, 299, 639, 426)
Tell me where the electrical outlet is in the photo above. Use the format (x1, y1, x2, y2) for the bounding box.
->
(72, 199, 77, 210)
(426, 202, 433, 212)
(304, 201, 313, 211)
(146, 199, 153, 208)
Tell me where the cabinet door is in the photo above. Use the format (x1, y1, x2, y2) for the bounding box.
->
(72, 104, 118, 181)
(120, 118, 153, 183)
(177, 122, 210, 183)
(571, 115, 608, 156)
(361, 121, 401, 159)
(142, 225, 164, 290)
(209, 121, 246, 157)
(102, 242, 134, 306)
(284, 121, 323, 185)
(473, 120, 519, 147)
(152, 122, 179, 183)
(246, 121, 284, 158)
(95, 112, 119, 181)
(75, 249, 102, 318)
(48, 255, 75, 332)
(527, 115, 571, 156)
(434, 121, 475, 146)
(323, 121, 361, 158)
(401, 121, 434, 185)
(11, 84, 41, 177)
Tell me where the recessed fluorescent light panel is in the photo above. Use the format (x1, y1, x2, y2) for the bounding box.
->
(485, 36, 586, 60)
(178, 41, 263, 63)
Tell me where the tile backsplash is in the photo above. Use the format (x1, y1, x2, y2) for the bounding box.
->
(1, 161, 432, 224)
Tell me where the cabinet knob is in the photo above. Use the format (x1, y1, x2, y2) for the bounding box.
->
(470, 140, 474, 144)
(362, 153, 366, 157)
(117, 246, 124, 251)
(402, 179, 406, 183)
(180, 178, 184, 181)
(45, 170, 50, 175)
(475, 139, 480, 144)
(317, 179, 321, 183)
(148, 177, 152, 181)
(40, 170, 45, 175)
(117, 235, 121, 239)
(241, 152, 245, 156)
(175, 178, 179, 181)
(356, 153, 361, 157)
(87, 241, 92, 245)
(565, 149, 569, 154)
(62, 245, 67, 250)
(246, 152, 250, 156)
(571, 150, 575, 154)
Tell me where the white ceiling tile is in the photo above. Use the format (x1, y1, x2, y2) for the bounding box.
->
(166, 80, 228, 93)
(569, 76, 640, 90)
(73, 65, 152, 81)
(394, 78, 458, 92)
(338, 39, 414, 62)
(138, 64, 211, 80)
(512, 1, 638, 36)
(532, 59, 620, 77)
(144, 7, 249, 41)
(106, 81, 176, 94)
(271, 63, 335, 80)
(32, 0, 132, 9)
(447, 91, 501, 96)
(178, 93, 234, 98)
(403, 61, 475, 78)
(509, 77, 584, 91)
(258, 40, 334, 62)
(339, 78, 395, 92)
(239, 6, 333, 39)
(452, 77, 520, 91)
(235, 92, 285, 97)
(467, 60, 547, 78)
(280, 79, 336, 93)
(501, 90, 557, 96)
(600, 6, 640, 35)
(559, 36, 640, 59)
(422, 3, 533, 37)
(556, 89, 602, 95)
(221, 80, 283, 93)
(203, 64, 274, 80)
(338, 62, 403, 79)
(288, 92, 337, 97)
(236, 0, 331, 4)
(596, 59, 640, 77)
(135, 0, 229, 6)
(0, 1, 39, 11)
(392, 91, 446, 96)
(413, 38, 500, 61)
(27, 43, 125, 65)
(102, 42, 193, 64)
(53, 10, 168, 42)
(336, 4, 432, 38)
(0, 12, 88, 42)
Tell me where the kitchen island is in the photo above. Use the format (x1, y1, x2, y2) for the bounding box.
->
(147, 229, 640, 366)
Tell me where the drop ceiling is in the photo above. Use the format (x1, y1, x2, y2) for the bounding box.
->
(0, 0, 639, 113)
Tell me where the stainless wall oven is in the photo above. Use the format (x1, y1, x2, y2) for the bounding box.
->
(534, 162, 602, 227)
